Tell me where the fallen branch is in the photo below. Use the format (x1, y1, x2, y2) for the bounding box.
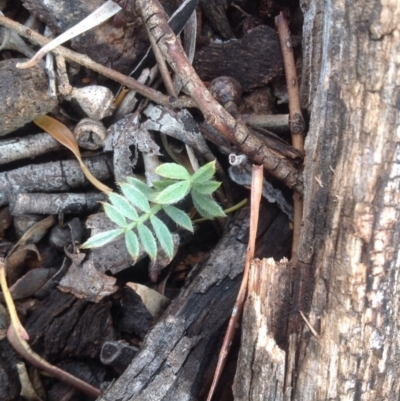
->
(134, 0, 303, 193)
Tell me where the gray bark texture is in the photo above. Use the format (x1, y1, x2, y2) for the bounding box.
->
(233, 0, 400, 400)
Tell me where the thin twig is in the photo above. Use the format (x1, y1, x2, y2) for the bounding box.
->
(144, 22, 177, 98)
(0, 14, 195, 109)
(206, 165, 264, 401)
(275, 13, 305, 263)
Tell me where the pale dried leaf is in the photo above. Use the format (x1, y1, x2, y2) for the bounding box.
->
(126, 282, 170, 320)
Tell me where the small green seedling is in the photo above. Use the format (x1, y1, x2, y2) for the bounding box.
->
(81, 161, 225, 261)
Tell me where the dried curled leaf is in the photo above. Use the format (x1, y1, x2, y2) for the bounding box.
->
(34, 115, 112, 193)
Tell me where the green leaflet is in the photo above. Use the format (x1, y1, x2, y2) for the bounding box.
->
(108, 192, 139, 221)
(103, 203, 126, 227)
(153, 179, 178, 191)
(81, 229, 123, 248)
(125, 230, 139, 260)
(191, 190, 225, 218)
(191, 161, 216, 183)
(155, 181, 191, 204)
(126, 177, 155, 200)
(120, 183, 150, 212)
(155, 163, 191, 180)
(137, 223, 157, 260)
(163, 205, 193, 232)
(150, 215, 174, 259)
(192, 181, 221, 195)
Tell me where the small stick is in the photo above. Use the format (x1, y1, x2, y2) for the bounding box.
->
(206, 165, 264, 401)
(144, 22, 177, 98)
(275, 13, 305, 263)
(0, 14, 195, 109)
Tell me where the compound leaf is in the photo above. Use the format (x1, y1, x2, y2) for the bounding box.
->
(81, 229, 123, 248)
(150, 215, 174, 259)
(163, 205, 193, 232)
(137, 223, 157, 260)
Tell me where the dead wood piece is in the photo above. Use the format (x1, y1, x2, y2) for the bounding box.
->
(0, 133, 63, 165)
(0, 339, 21, 401)
(100, 341, 139, 374)
(0, 154, 113, 207)
(232, 258, 291, 401)
(142, 104, 216, 162)
(0, 58, 57, 136)
(24, 290, 117, 362)
(21, 0, 149, 76)
(193, 25, 283, 91)
(58, 250, 118, 303)
(73, 118, 107, 150)
(116, 286, 154, 339)
(199, 0, 234, 39)
(9, 192, 106, 216)
(98, 201, 292, 401)
(135, 0, 303, 193)
(105, 114, 161, 182)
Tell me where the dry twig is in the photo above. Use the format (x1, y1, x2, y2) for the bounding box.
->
(206, 164, 264, 401)
(275, 13, 305, 262)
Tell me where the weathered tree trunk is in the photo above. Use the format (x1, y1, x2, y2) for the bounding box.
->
(233, 0, 400, 400)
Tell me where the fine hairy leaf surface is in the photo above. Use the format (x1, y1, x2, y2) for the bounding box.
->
(191, 190, 225, 218)
(191, 161, 216, 183)
(155, 163, 191, 180)
(103, 203, 127, 227)
(192, 181, 221, 195)
(125, 230, 139, 260)
(150, 215, 174, 259)
(126, 177, 155, 200)
(155, 181, 191, 204)
(108, 192, 139, 221)
(163, 205, 193, 232)
(137, 223, 158, 260)
(120, 183, 151, 212)
(81, 229, 124, 248)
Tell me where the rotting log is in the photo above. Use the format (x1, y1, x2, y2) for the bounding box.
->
(233, 0, 400, 399)
(98, 202, 292, 401)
